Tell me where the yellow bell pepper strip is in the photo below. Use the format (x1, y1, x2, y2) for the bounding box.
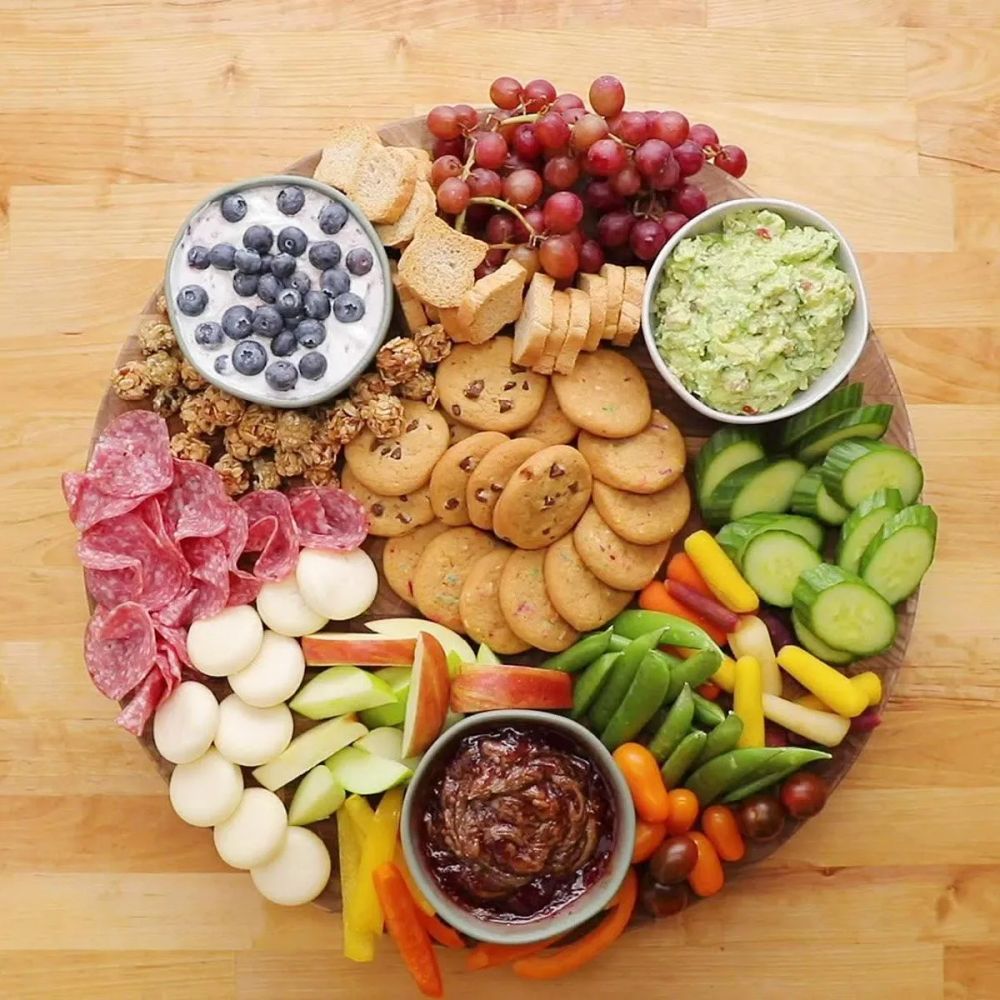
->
(684, 530, 759, 614)
(394, 841, 435, 917)
(345, 793, 375, 835)
(727, 616, 782, 696)
(733, 655, 765, 748)
(763, 693, 851, 746)
(337, 807, 375, 963)
(776, 645, 868, 718)
(797, 671, 883, 713)
(672, 644, 737, 693)
(347, 787, 403, 936)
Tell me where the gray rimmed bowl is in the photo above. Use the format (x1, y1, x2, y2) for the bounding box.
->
(164, 174, 393, 409)
(400, 709, 635, 946)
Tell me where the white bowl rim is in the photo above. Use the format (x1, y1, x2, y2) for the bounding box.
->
(639, 195, 870, 425)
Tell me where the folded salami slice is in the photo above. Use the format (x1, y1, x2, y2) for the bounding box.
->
(157, 536, 232, 626)
(87, 410, 173, 499)
(116, 667, 167, 736)
(161, 460, 236, 542)
(239, 490, 301, 581)
(288, 487, 369, 551)
(84, 603, 157, 700)
(62, 472, 146, 532)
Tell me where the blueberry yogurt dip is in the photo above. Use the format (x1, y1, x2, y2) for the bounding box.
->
(167, 177, 389, 407)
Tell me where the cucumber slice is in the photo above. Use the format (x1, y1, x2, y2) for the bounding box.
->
(716, 513, 825, 565)
(791, 466, 850, 526)
(740, 530, 823, 607)
(795, 405, 894, 463)
(703, 458, 807, 526)
(836, 488, 904, 574)
(791, 610, 856, 665)
(860, 504, 938, 604)
(821, 439, 924, 508)
(793, 563, 897, 656)
(779, 383, 864, 449)
(694, 427, 765, 504)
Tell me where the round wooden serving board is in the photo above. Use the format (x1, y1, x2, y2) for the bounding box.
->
(89, 115, 917, 919)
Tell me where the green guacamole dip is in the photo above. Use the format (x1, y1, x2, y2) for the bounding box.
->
(652, 208, 855, 415)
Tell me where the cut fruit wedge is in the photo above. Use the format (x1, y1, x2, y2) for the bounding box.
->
(358, 667, 411, 729)
(450, 664, 573, 712)
(366, 618, 475, 671)
(356, 726, 405, 763)
(288, 765, 346, 826)
(476, 642, 502, 665)
(301, 633, 416, 667)
(326, 746, 412, 795)
(290, 666, 395, 720)
(252, 716, 367, 791)
(400, 632, 451, 758)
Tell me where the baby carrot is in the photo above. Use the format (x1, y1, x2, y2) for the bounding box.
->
(666, 552, 714, 598)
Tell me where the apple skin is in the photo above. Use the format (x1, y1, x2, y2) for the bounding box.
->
(400, 632, 451, 758)
(301, 634, 416, 667)
(366, 618, 475, 669)
(449, 665, 573, 712)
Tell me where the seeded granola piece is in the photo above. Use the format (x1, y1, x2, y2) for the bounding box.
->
(111, 360, 153, 401)
(152, 384, 188, 418)
(200, 385, 247, 428)
(214, 453, 250, 496)
(137, 319, 177, 355)
(236, 404, 279, 451)
(361, 394, 405, 440)
(145, 350, 182, 389)
(350, 372, 394, 407)
(251, 457, 282, 491)
(321, 398, 366, 445)
(179, 360, 208, 391)
(274, 411, 317, 452)
(179, 392, 217, 435)
(398, 370, 438, 406)
(376, 336, 424, 387)
(170, 431, 212, 464)
(273, 447, 305, 479)
(412, 323, 452, 365)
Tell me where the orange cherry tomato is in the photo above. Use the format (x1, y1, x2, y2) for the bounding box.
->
(697, 681, 722, 701)
(632, 819, 668, 863)
(701, 805, 746, 862)
(612, 743, 671, 823)
(687, 831, 725, 897)
(663, 788, 700, 834)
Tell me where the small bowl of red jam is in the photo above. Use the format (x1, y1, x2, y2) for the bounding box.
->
(401, 710, 635, 945)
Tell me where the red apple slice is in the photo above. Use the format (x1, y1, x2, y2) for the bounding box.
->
(302, 633, 416, 667)
(401, 632, 451, 758)
(450, 665, 573, 713)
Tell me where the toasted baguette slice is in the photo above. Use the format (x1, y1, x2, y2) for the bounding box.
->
(314, 124, 381, 191)
(376, 178, 436, 248)
(424, 303, 440, 322)
(534, 290, 570, 375)
(576, 273, 608, 351)
(438, 306, 472, 343)
(406, 147, 433, 180)
(456, 260, 528, 344)
(511, 272, 556, 367)
(600, 263, 626, 340)
(555, 287, 591, 374)
(613, 266, 646, 347)
(390, 262, 428, 335)
(344, 140, 417, 224)
(398, 215, 488, 308)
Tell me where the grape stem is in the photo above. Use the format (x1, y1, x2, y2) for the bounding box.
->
(468, 197, 538, 238)
(454, 209, 467, 233)
(499, 113, 540, 128)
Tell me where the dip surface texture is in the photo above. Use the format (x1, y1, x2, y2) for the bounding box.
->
(421, 725, 613, 922)
(652, 208, 855, 415)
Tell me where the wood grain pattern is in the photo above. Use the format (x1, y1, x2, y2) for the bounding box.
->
(2, 2, 999, 996)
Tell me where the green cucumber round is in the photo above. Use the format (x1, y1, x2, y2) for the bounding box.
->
(821, 439, 924, 508)
(741, 529, 823, 607)
(779, 382, 865, 449)
(716, 513, 825, 566)
(860, 504, 938, 604)
(791, 610, 856, 665)
(795, 404, 894, 463)
(790, 466, 850, 526)
(836, 488, 904, 574)
(703, 457, 806, 526)
(695, 427, 766, 504)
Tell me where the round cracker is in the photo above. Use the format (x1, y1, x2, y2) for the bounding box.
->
(591, 477, 691, 545)
(412, 526, 499, 631)
(498, 548, 578, 653)
(382, 519, 451, 606)
(572, 505, 669, 590)
(543, 534, 633, 632)
(459, 548, 530, 655)
(551, 349, 651, 438)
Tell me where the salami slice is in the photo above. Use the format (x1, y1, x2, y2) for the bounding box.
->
(239, 490, 300, 581)
(161, 460, 236, 542)
(152, 620, 192, 669)
(227, 568, 263, 607)
(84, 603, 157, 700)
(87, 410, 173, 499)
(116, 667, 167, 736)
(62, 472, 146, 532)
(288, 487, 369, 551)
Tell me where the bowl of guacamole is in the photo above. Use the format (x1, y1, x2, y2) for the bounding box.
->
(641, 198, 869, 424)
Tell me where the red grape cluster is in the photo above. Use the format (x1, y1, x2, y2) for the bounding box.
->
(424, 75, 748, 283)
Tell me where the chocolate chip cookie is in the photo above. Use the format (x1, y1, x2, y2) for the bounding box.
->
(577, 409, 686, 493)
(342, 465, 434, 538)
(465, 436, 546, 531)
(498, 547, 579, 653)
(428, 431, 509, 526)
(516, 383, 578, 446)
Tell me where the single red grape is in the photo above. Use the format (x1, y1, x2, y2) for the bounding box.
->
(453, 104, 480, 131)
(503, 168, 544, 208)
(485, 247, 506, 268)
(630, 217, 668, 261)
(669, 182, 708, 217)
(584, 179, 625, 212)
(589, 75, 626, 117)
(615, 111, 650, 145)
(474, 131, 508, 170)
(649, 156, 681, 191)
(512, 124, 542, 161)
(467, 167, 502, 199)
(436, 177, 471, 215)
(571, 113, 610, 151)
(634, 138, 674, 178)
(490, 76, 523, 110)
(427, 105, 461, 140)
(715, 144, 748, 178)
(552, 93, 585, 113)
(503, 152, 533, 173)
(430, 154, 463, 188)
(689, 123, 720, 151)
(586, 137, 628, 176)
(485, 212, 516, 245)
(674, 139, 706, 177)
(649, 111, 690, 146)
(507, 244, 540, 280)
(579, 238, 605, 273)
(543, 155, 581, 190)
(523, 78, 557, 112)
(543, 191, 584, 234)
(561, 106, 587, 127)
(432, 136, 465, 160)
(660, 210, 689, 239)
(474, 258, 497, 280)
(524, 205, 545, 234)
(596, 209, 635, 248)
(611, 163, 642, 197)
(565, 227, 584, 253)
(535, 112, 571, 151)
(539, 235, 579, 279)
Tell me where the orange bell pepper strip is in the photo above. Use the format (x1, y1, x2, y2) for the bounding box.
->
(512, 868, 639, 980)
(373, 863, 443, 998)
(666, 552, 714, 598)
(466, 934, 565, 971)
(416, 908, 465, 950)
(639, 580, 728, 646)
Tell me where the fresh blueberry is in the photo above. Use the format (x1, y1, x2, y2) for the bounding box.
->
(257, 273, 281, 303)
(252, 305, 284, 338)
(309, 240, 341, 270)
(271, 330, 298, 357)
(320, 267, 350, 298)
(194, 321, 224, 349)
(283, 315, 301, 332)
(259, 254, 273, 274)
(187, 245, 211, 270)
(214, 355, 231, 375)
(299, 352, 328, 381)
(333, 291, 365, 323)
(346, 247, 374, 276)
(209, 243, 237, 270)
(304, 289, 331, 320)
(275, 287, 303, 318)
(232, 340, 267, 376)
(265, 360, 299, 392)
(233, 271, 259, 297)
(286, 269, 312, 296)
(276, 226, 308, 257)
(222, 304, 254, 340)
(176, 284, 208, 316)
(276, 185, 305, 215)
(295, 318, 326, 349)
(319, 201, 348, 235)
(221, 194, 248, 223)
(243, 224, 274, 254)
(270, 252, 296, 279)
(234, 248, 262, 274)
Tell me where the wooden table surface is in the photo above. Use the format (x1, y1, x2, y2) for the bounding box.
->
(2, 2, 999, 997)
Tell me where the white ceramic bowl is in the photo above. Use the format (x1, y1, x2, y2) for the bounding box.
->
(640, 197, 869, 426)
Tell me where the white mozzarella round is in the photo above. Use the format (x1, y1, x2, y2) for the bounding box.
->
(153, 681, 219, 764)
(213, 787, 288, 870)
(228, 631, 306, 708)
(187, 605, 264, 678)
(250, 826, 331, 906)
(256, 574, 328, 637)
(213, 694, 293, 767)
(295, 548, 379, 621)
(169, 748, 243, 827)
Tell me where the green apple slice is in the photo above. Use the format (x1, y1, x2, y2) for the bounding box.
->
(290, 666, 394, 720)
(366, 618, 475, 673)
(325, 746, 412, 794)
(252, 716, 367, 791)
(476, 642, 502, 665)
(358, 667, 410, 728)
(356, 726, 404, 763)
(288, 765, 346, 826)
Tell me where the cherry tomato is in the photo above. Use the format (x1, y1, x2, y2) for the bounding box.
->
(687, 831, 725, 897)
(701, 805, 746, 862)
(632, 819, 668, 863)
(641, 873, 690, 918)
(780, 771, 829, 818)
(613, 743, 671, 823)
(649, 835, 698, 885)
(663, 788, 699, 834)
(737, 794, 786, 842)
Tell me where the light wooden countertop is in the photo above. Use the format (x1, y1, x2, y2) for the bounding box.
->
(2, 2, 998, 997)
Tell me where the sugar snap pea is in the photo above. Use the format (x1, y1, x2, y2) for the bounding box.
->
(694, 713, 744, 767)
(588, 629, 668, 732)
(684, 748, 785, 805)
(601, 650, 674, 750)
(721, 752, 831, 803)
(612, 609, 720, 653)
(664, 647, 723, 702)
(648, 683, 695, 763)
(692, 691, 726, 728)
(660, 729, 708, 788)
(608, 633, 632, 652)
(542, 627, 614, 673)
(571, 652, 620, 720)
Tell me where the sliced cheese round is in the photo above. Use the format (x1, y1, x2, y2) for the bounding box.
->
(153, 681, 219, 764)
(256, 574, 328, 637)
(296, 548, 378, 621)
(187, 605, 264, 678)
(169, 748, 243, 827)
(228, 631, 306, 708)
(214, 694, 293, 767)
(213, 787, 288, 870)
(250, 826, 331, 906)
